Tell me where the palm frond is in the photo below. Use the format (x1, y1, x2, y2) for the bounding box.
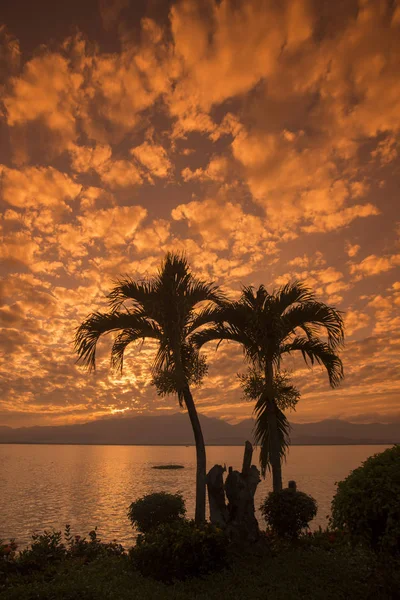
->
(108, 277, 155, 312)
(111, 321, 162, 372)
(191, 323, 258, 362)
(272, 281, 315, 315)
(152, 343, 173, 373)
(75, 311, 140, 372)
(158, 252, 190, 283)
(240, 285, 271, 312)
(185, 303, 231, 337)
(281, 301, 344, 349)
(185, 279, 227, 306)
(280, 337, 344, 388)
(253, 397, 291, 477)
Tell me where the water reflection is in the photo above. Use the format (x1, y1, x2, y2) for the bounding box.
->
(0, 444, 389, 548)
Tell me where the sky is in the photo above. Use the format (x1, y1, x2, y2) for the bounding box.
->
(0, 0, 400, 428)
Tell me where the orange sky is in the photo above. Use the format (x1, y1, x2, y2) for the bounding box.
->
(0, 0, 400, 428)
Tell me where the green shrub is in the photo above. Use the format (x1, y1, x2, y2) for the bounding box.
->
(65, 526, 125, 561)
(330, 445, 400, 553)
(16, 530, 67, 572)
(260, 488, 317, 538)
(1, 526, 125, 578)
(130, 520, 229, 582)
(127, 492, 186, 533)
(0, 540, 18, 562)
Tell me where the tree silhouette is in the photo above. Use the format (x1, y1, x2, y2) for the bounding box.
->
(75, 253, 225, 523)
(193, 282, 344, 491)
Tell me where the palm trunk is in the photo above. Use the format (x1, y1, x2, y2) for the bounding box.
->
(265, 362, 283, 492)
(182, 385, 207, 523)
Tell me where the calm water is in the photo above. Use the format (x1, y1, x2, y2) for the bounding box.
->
(0, 444, 390, 548)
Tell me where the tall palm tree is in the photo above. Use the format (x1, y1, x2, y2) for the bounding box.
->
(74, 253, 225, 523)
(193, 281, 344, 492)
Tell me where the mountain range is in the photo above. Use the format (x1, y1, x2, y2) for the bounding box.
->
(0, 414, 398, 445)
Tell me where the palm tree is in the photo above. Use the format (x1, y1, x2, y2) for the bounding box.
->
(193, 282, 344, 492)
(74, 253, 225, 523)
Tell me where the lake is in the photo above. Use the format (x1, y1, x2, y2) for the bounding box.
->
(0, 444, 390, 548)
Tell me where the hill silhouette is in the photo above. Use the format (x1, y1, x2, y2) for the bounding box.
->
(0, 414, 398, 445)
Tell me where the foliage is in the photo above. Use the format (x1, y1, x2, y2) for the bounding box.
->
(260, 489, 317, 538)
(151, 344, 208, 404)
(239, 370, 301, 477)
(239, 369, 300, 411)
(253, 398, 291, 479)
(63, 526, 125, 561)
(330, 445, 400, 553)
(128, 492, 186, 534)
(193, 281, 344, 380)
(75, 253, 223, 404)
(0, 540, 19, 578)
(130, 520, 229, 582)
(2, 536, 399, 600)
(0, 526, 125, 578)
(297, 527, 350, 550)
(0, 541, 18, 562)
(16, 530, 67, 572)
(193, 281, 344, 483)
(74, 253, 225, 523)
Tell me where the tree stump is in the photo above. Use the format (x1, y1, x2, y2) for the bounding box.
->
(206, 464, 228, 526)
(207, 441, 261, 543)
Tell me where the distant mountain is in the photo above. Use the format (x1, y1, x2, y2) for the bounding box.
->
(233, 418, 400, 445)
(0, 414, 398, 445)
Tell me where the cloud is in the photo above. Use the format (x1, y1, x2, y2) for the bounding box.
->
(167, 0, 311, 132)
(0, 229, 40, 268)
(0, 25, 20, 83)
(316, 267, 343, 285)
(344, 310, 370, 336)
(98, 159, 143, 188)
(231, 124, 380, 233)
(4, 53, 82, 154)
(69, 144, 112, 173)
(302, 204, 380, 233)
(81, 20, 173, 143)
(161, 0, 395, 237)
(2, 22, 173, 157)
(371, 136, 399, 165)
(345, 243, 360, 258)
(0, 165, 81, 209)
(0, 1, 400, 426)
(172, 197, 276, 257)
(288, 252, 326, 269)
(131, 219, 171, 253)
(130, 142, 172, 179)
(350, 253, 400, 280)
(181, 156, 229, 183)
(77, 205, 147, 248)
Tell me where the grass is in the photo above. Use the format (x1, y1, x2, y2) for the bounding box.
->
(2, 539, 399, 600)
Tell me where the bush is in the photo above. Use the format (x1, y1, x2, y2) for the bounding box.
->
(0, 540, 18, 562)
(16, 530, 67, 572)
(330, 445, 400, 553)
(130, 520, 229, 582)
(64, 526, 125, 561)
(0, 526, 125, 578)
(260, 488, 317, 539)
(127, 492, 186, 533)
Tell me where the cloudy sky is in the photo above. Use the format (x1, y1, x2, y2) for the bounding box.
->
(1, 0, 399, 428)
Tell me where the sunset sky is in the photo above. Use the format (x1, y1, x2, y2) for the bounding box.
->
(1, 0, 400, 428)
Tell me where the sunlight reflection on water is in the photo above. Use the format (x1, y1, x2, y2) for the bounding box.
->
(0, 444, 390, 548)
